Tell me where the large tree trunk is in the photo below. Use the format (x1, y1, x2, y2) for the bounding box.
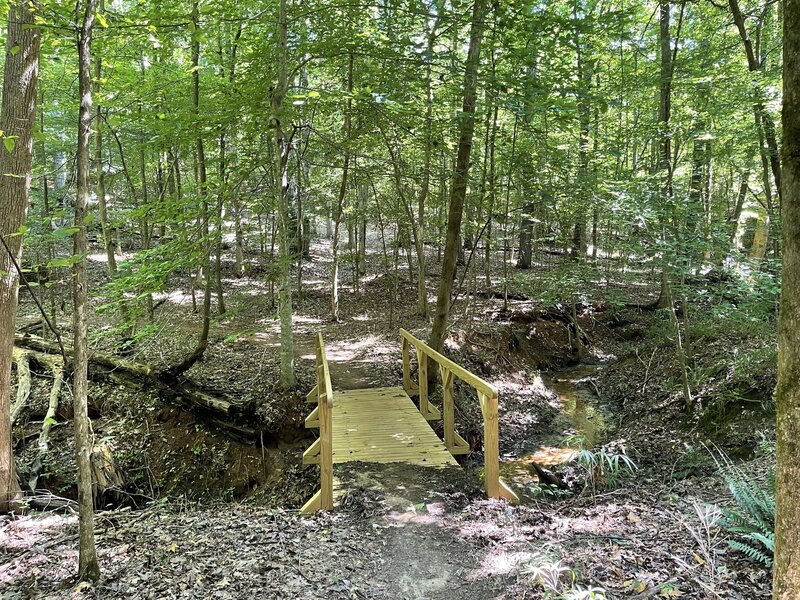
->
(774, 0, 800, 594)
(74, 0, 101, 581)
(0, 0, 40, 513)
(272, 0, 295, 388)
(429, 0, 488, 353)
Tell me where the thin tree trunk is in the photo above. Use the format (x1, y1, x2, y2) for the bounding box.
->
(728, 0, 782, 205)
(331, 52, 353, 323)
(163, 1, 211, 379)
(93, 6, 116, 275)
(572, 4, 592, 258)
(0, 0, 40, 513)
(653, 0, 680, 309)
(429, 0, 488, 353)
(74, 0, 100, 580)
(484, 103, 498, 291)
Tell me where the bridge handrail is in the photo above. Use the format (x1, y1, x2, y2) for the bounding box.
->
(399, 328, 517, 503)
(300, 333, 334, 514)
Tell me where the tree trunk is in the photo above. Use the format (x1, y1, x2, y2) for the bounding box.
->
(653, 0, 678, 309)
(572, 6, 592, 258)
(774, 0, 800, 592)
(331, 52, 353, 323)
(728, 0, 782, 205)
(93, 2, 116, 277)
(164, 3, 211, 380)
(74, 0, 101, 581)
(272, 0, 295, 388)
(429, 0, 488, 353)
(0, 0, 40, 513)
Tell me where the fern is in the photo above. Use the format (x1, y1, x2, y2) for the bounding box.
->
(719, 463, 775, 567)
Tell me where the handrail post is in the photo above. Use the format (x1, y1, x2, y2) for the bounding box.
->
(318, 337, 333, 510)
(441, 366, 455, 450)
(417, 348, 430, 416)
(481, 392, 500, 499)
(301, 333, 334, 514)
(402, 337, 413, 395)
(319, 367, 333, 510)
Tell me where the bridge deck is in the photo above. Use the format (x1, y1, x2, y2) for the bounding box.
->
(331, 387, 458, 467)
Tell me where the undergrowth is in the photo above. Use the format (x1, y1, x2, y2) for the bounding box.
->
(717, 443, 776, 566)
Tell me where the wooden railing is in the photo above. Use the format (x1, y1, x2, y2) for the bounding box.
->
(300, 333, 334, 515)
(400, 329, 518, 503)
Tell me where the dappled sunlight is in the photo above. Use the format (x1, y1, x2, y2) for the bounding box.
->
(385, 510, 440, 526)
(467, 549, 534, 580)
(152, 289, 194, 305)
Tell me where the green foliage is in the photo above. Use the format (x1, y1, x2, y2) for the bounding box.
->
(566, 435, 636, 492)
(521, 551, 608, 599)
(719, 456, 775, 566)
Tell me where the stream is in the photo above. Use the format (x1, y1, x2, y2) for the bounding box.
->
(500, 363, 609, 495)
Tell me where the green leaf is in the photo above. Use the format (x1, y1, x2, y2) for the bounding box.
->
(44, 417, 58, 425)
(96, 11, 109, 28)
(52, 227, 80, 239)
(3, 137, 15, 153)
(47, 257, 74, 268)
(9, 45, 20, 56)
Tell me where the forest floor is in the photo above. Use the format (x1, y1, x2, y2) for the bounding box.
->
(1, 232, 776, 598)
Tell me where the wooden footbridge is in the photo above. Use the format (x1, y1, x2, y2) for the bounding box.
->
(300, 329, 518, 514)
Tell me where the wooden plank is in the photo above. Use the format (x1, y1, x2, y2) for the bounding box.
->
(330, 387, 458, 467)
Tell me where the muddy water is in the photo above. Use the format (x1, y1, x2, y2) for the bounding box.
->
(501, 364, 607, 492)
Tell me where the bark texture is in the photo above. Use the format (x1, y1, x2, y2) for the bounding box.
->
(273, 0, 296, 388)
(0, 0, 40, 513)
(429, 0, 487, 353)
(74, 0, 101, 580)
(774, 0, 800, 594)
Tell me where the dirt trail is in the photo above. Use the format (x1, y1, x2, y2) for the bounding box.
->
(335, 463, 511, 600)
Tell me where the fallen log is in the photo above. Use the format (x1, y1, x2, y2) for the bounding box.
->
(15, 332, 152, 378)
(13, 332, 257, 442)
(10, 348, 31, 425)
